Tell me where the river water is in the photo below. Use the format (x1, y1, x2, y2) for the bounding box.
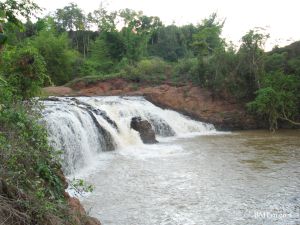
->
(80, 130, 300, 225)
(42, 97, 299, 225)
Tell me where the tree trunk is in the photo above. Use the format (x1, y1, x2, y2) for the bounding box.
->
(280, 108, 300, 126)
(0, 23, 4, 52)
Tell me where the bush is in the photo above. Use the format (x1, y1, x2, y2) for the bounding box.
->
(0, 99, 69, 224)
(247, 71, 300, 130)
(30, 30, 79, 85)
(0, 45, 49, 99)
(174, 57, 199, 83)
(121, 57, 169, 84)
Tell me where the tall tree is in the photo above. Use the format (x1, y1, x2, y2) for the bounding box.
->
(55, 3, 92, 57)
(235, 28, 269, 98)
(30, 18, 79, 85)
(192, 13, 225, 57)
(119, 9, 162, 63)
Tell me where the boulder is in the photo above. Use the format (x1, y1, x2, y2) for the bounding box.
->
(130, 117, 158, 144)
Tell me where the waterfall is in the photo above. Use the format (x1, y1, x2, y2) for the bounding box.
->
(42, 96, 216, 175)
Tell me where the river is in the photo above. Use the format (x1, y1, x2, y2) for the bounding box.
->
(42, 97, 300, 225)
(80, 130, 300, 225)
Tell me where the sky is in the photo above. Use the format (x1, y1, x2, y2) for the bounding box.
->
(34, 0, 300, 50)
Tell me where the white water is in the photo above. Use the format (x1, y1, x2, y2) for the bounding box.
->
(42, 96, 217, 175)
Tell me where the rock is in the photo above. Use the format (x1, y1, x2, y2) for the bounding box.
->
(130, 117, 158, 144)
(68, 196, 102, 224)
(84, 217, 102, 225)
(68, 197, 86, 215)
(43, 97, 61, 101)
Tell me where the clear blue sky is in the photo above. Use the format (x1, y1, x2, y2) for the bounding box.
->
(35, 0, 300, 50)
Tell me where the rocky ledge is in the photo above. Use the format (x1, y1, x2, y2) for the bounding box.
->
(43, 78, 264, 130)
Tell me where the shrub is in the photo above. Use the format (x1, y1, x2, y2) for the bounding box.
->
(121, 57, 169, 84)
(30, 30, 79, 85)
(247, 71, 300, 130)
(0, 100, 67, 224)
(0, 45, 49, 99)
(174, 57, 199, 83)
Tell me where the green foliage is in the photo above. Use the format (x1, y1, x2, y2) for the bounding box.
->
(235, 29, 269, 98)
(192, 13, 225, 57)
(148, 25, 188, 62)
(174, 57, 199, 83)
(120, 57, 169, 83)
(0, 33, 7, 45)
(247, 71, 300, 130)
(89, 36, 115, 73)
(287, 57, 300, 76)
(0, 0, 41, 26)
(121, 27, 147, 63)
(55, 3, 86, 31)
(30, 26, 79, 85)
(0, 45, 49, 99)
(69, 178, 94, 195)
(265, 52, 287, 72)
(66, 73, 122, 87)
(0, 100, 69, 223)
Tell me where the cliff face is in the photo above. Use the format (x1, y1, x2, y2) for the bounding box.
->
(44, 78, 263, 130)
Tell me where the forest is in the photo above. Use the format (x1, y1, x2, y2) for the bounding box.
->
(1, 2, 300, 130)
(1, 2, 300, 129)
(0, 0, 299, 224)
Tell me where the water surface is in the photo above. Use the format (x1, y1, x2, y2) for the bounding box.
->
(81, 130, 300, 225)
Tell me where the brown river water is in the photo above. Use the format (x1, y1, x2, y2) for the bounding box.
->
(80, 130, 300, 225)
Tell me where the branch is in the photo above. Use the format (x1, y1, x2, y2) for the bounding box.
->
(280, 108, 300, 126)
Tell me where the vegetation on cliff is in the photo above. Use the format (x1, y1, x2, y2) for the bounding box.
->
(0, 1, 99, 224)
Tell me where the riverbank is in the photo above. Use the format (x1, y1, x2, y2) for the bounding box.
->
(43, 78, 263, 130)
(0, 178, 101, 225)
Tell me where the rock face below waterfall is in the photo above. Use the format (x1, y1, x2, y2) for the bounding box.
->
(130, 117, 158, 144)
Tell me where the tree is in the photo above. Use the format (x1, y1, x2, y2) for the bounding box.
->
(236, 29, 269, 98)
(0, 23, 7, 51)
(192, 13, 225, 57)
(88, 37, 114, 73)
(90, 4, 118, 32)
(0, 0, 42, 97)
(148, 25, 187, 61)
(0, 0, 40, 50)
(247, 71, 300, 131)
(55, 3, 85, 31)
(30, 19, 80, 85)
(265, 52, 287, 73)
(119, 9, 162, 63)
(0, 45, 49, 99)
(55, 3, 94, 58)
(189, 13, 227, 89)
(0, 0, 41, 26)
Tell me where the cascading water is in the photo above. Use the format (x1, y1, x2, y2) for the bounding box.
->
(42, 96, 217, 175)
